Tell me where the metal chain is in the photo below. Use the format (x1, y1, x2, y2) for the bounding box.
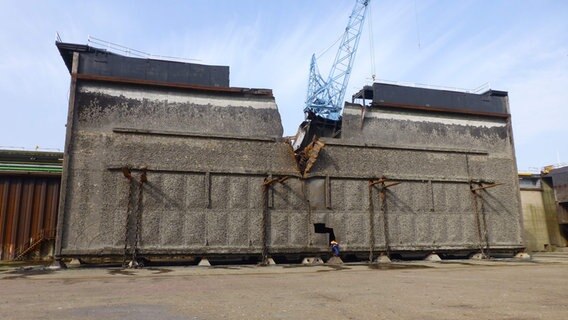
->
(121, 167, 146, 268)
(131, 170, 146, 267)
(368, 181, 375, 262)
(471, 183, 486, 258)
(122, 174, 134, 268)
(480, 196, 490, 257)
(261, 180, 269, 265)
(379, 184, 391, 257)
(260, 176, 290, 265)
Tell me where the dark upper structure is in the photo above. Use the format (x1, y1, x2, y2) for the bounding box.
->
(352, 83, 509, 117)
(56, 42, 230, 88)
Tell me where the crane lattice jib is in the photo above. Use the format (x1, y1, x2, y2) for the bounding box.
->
(304, 0, 370, 121)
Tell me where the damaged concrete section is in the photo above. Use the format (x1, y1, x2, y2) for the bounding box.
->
(56, 42, 524, 263)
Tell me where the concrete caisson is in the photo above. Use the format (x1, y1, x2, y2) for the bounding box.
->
(55, 43, 525, 262)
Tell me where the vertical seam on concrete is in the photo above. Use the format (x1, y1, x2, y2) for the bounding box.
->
(380, 185, 390, 256)
(368, 182, 375, 261)
(428, 180, 435, 212)
(325, 175, 332, 209)
(204, 172, 211, 209)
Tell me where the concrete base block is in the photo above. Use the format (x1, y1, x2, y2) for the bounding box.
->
(470, 253, 487, 260)
(515, 252, 531, 260)
(127, 260, 141, 269)
(48, 259, 67, 270)
(68, 258, 82, 267)
(375, 255, 391, 264)
(326, 256, 343, 265)
(259, 258, 277, 266)
(197, 258, 211, 266)
(424, 254, 442, 262)
(302, 257, 324, 265)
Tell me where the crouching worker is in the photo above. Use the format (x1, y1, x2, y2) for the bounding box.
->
(330, 240, 340, 257)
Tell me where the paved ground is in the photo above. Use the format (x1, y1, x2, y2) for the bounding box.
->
(1, 253, 568, 320)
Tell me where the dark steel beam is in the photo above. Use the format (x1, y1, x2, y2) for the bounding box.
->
(113, 127, 278, 143)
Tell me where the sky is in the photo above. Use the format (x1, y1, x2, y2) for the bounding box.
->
(0, 0, 566, 171)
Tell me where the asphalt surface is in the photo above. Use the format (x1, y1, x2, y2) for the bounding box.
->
(1, 253, 567, 320)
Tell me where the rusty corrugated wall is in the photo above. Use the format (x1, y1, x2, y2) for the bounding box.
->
(0, 175, 60, 260)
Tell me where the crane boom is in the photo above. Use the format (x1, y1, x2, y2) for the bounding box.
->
(304, 0, 370, 121)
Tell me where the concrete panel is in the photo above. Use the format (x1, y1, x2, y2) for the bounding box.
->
(521, 189, 551, 251)
(76, 82, 283, 138)
(342, 107, 510, 155)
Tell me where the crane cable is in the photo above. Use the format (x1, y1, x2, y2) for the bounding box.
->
(368, 0, 376, 82)
(414, 0, 422, 49)
(316, 32, 344, 60)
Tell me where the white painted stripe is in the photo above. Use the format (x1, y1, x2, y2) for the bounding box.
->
(344, 108, 506, 128)
(79, 83, 278, 110)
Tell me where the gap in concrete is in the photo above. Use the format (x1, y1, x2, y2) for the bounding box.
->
(313, 223, 336, 243)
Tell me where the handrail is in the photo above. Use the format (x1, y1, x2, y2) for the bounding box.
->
(13, 229, 56, 261)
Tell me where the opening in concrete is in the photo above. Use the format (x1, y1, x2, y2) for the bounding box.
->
(313, 223, 335, 243)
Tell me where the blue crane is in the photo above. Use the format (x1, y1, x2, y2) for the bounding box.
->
(304, 0, 371, 121)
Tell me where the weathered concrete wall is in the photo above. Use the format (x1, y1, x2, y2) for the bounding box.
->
(299, 104, 524, 253)
(59, 78, 303, 257)
(75, 82, 283, 138)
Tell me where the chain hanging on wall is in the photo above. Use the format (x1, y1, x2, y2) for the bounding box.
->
(470, 181, 503, 259)
(261, 176, 289, 265)
(369, 177, 401, 262)
(121, 166, 147, 269)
